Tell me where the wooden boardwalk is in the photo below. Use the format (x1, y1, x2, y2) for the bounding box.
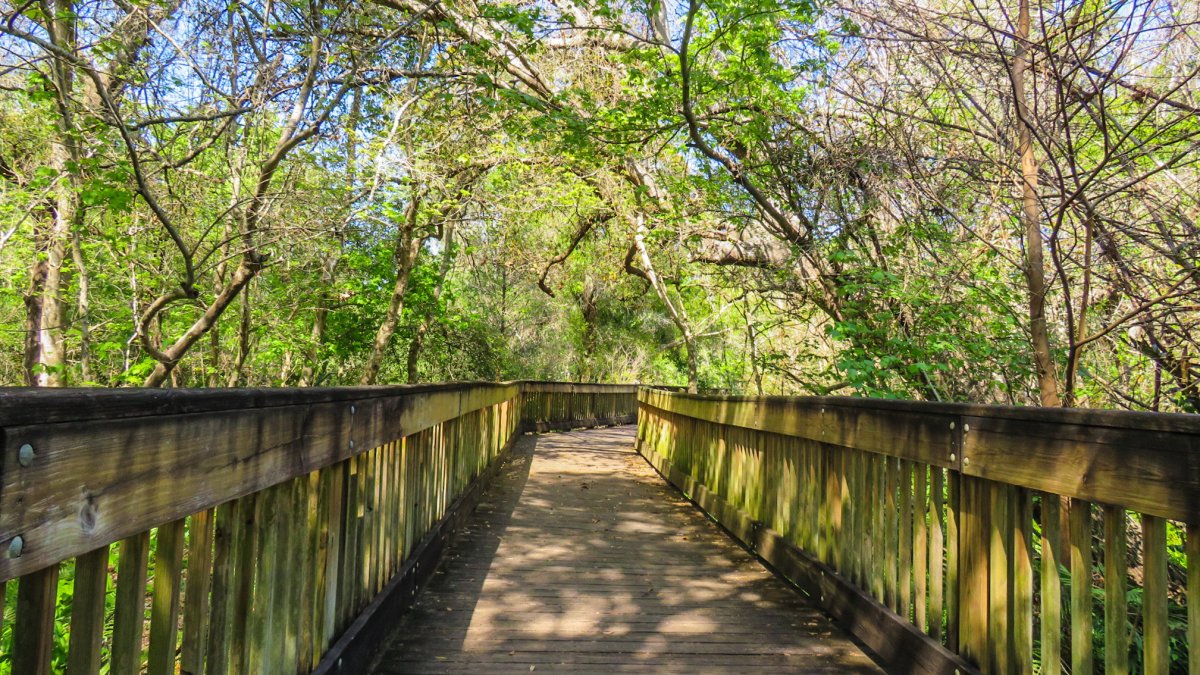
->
(367, 426, 883, 674)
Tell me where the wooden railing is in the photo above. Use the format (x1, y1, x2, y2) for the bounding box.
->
(519, 382, 638, 432)
(0, 381, 638, 675)
(637, 388, 1199, 675)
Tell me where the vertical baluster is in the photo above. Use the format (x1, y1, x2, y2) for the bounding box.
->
(322, 462, 346, 650)
(66, 546, 109, 675)
(958, 475, 988, 668)
(946, 471, 960, 652)
(1142, 514, 1167, 675)
(13, 566, 60, 675)
(246, 489, 278, 673)
(872, 454, 885, 602)
(988, 482, 1011, 675)
(181, 509, 214, 675)
(1069, 498, 1094, 674)
(111, 532, 151, 675)
(300, 471, 322, 672)
(1104, 505, 1129, 674)
(914, 463, 928, 633)
(852, 450, 865, 587)
(1040, 493, 1063, 675)
(885, 457, 898, 612)
(900, 459, 913, 622)
(206, 501, 238, 675)
(1188, 522, 1199, 675)
(929, 467, 945, 641)
(1013, 488, 1033, 674)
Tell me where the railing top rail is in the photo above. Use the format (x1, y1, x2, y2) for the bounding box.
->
(0, 381, 639, 580)
(0, 381, 522, 427)
(0, 381, 640, 427)
(643, 388, 1200, 433)
(520, 382, 640, 394)
(640, 388, 1200, 523)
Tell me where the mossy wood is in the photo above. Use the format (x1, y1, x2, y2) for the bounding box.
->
(639, 388, 1199, 675)
(0, 382, 636, 675)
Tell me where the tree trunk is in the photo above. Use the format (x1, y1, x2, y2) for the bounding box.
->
(36, 0, 83, 387)
(577, 277, 599, 382)
(362, 196, 422, 385)
(405, 226, 455, 383)
(632, 214, 699, 393)
(1011, 0, 1061, 406)
(23, 259, 47, 386)
(71, 231, 91, 383)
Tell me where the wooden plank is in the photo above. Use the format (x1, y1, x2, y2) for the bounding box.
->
(871, 454, 884, 602)
(850, 448, 864, 587)
(638, 432, 977, 675)
(641, 388, 1200, 521)
(11, 566, 58, 675)
(313, 415, 523, 675)
(204, 500, 240, 675)
(1012, 488, 1033, 674)
(110, 532, 151, 675)
(519, 381, 637, 395)
(1069, 498, 1094, 674)
(321, 460, 345, 650)
(899, 459, 913, 622)
(180, 509, 214, 675)
(640, 392, 959, 468)
(0, 579, 6, 655)
(987, 482, 1011, 675)
(929, 467, 945, 641)
(957, 475, 988, 669)
(1039, 493, 1062, 675)
(885, 457, 898, 612)
(281, 478, 307, 672)
(0, 385, 521, 581)
(246, 487, 279, 673)
(66, 545, 109, 675)
(1104, 505, 1129, 674)
(946, 471, 959, 651)
(0, 382, 531, 427)
(1142, 514, 1168, 675)
(637, 388, 1200, 433)
(914, 463, 928, 633)
(148, 519, 186, 675)
(229, 493, 259, 674)
(961, 415, 1200, 522)
(1189, 522, 1199, 675)
(299, 471, 321, 672)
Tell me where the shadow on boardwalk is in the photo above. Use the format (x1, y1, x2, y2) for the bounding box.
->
(368, 426, 883, 674)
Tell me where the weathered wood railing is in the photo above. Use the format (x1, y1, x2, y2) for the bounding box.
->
(519, 382, 638, 432)
(638, 388, 1199, 675)
(0, 381, 637, 675)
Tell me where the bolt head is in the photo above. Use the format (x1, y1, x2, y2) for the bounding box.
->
(963, 457, 971, 467)
(18, 443, 34, 467)
(349, 439, 355, 449)
(950, 453, 957, 462)
(964, 423, 971, 433)
(949, 421, 955, 430)
(8, 536, 23, 558)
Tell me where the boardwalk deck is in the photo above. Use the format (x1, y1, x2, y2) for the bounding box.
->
(367, 426, 883, 674)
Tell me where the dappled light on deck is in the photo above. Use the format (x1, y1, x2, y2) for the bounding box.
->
(369, 427, 881, 673)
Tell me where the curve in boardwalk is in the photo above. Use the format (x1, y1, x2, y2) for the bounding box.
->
(368, 426, 883, 674)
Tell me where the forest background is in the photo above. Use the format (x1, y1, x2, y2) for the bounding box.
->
(1, 0, 1198, 413)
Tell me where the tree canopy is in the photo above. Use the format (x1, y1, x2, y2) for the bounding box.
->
(1, 0, 1197, 410)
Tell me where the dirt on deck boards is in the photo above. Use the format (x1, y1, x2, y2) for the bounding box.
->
(368, 425, 883, 674)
